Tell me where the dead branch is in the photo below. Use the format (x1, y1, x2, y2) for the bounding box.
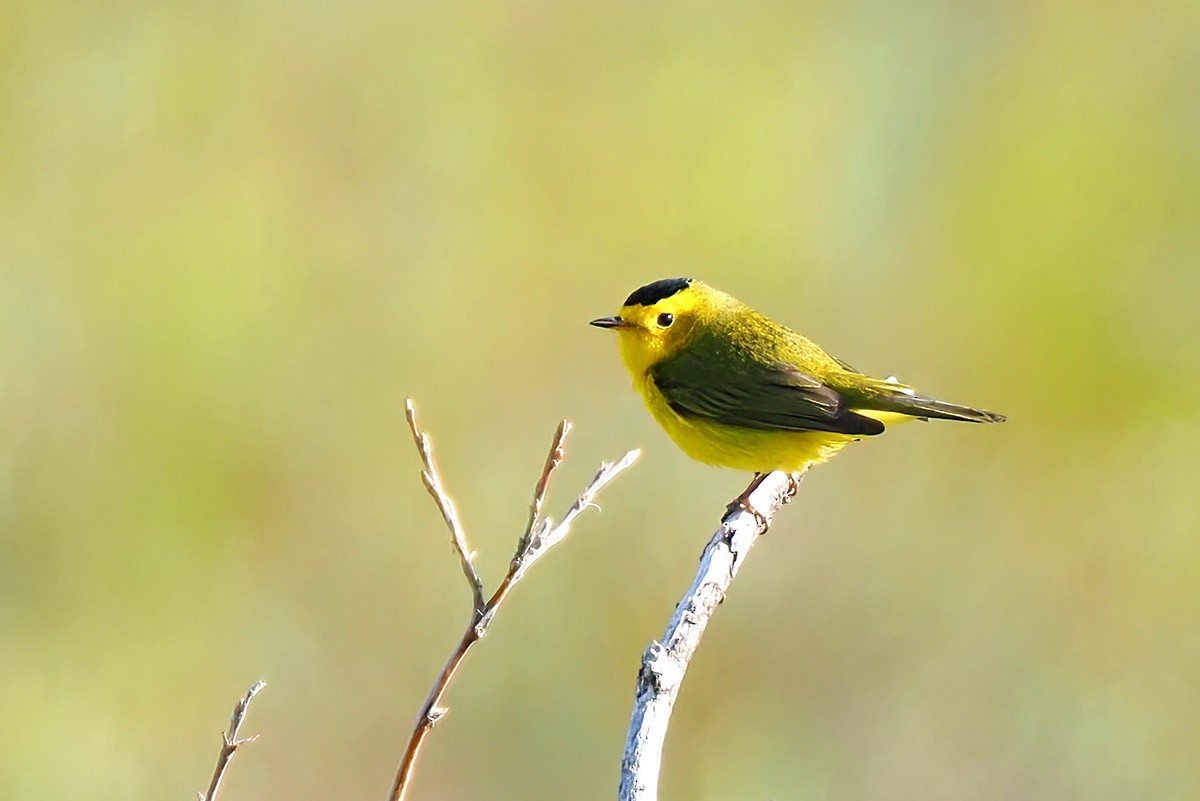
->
(617, 470, 805, 801)
(390, 400, 639, 801)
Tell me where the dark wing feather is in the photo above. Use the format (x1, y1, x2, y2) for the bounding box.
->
(652, 354, 884, 436)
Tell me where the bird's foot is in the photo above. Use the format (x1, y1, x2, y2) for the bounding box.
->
(784, 471, 807, 501)
(725, 473, 770, 529)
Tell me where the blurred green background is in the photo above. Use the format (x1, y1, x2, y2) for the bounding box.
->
(3, 0, 1199, 799)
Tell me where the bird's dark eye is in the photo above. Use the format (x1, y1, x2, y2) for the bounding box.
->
(657, 313, 674, 328)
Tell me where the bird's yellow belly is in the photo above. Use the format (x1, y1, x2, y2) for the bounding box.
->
(636, 376, 864, 472)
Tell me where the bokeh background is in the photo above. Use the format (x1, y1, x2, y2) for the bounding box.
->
(3, 1, 1199, 799)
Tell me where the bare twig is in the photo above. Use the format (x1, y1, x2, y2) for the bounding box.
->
(495, 436, 639, 614)
(199, 680, 267, 801)
(518, 420, 570, 557)
(618, 470, 806, 801)
(390, 400, 639, 801)
(406, 400, 487, 614)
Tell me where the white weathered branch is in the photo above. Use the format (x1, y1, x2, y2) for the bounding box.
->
(199, 680, 267, 801)
(618, 470, 804, 801)
(390, 400, 640, 801)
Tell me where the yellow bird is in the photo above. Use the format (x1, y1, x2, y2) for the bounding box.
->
(591, 278, 1004, 509)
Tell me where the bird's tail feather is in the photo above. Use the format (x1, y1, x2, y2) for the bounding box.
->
(861, 380, 1006, 424)
(894, 394, 1006, 423)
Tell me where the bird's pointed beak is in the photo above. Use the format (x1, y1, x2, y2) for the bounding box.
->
(589, 316, 631, 329)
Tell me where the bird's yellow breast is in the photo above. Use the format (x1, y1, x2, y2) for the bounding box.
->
(633, 372, 861, 473)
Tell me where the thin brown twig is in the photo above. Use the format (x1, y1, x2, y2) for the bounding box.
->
(481, 443, 639, 632)
(199, 680, 266, 801)
(405, 399, 487, 614)
(519, 419, 570, 556)
(388, 401, 638, 801)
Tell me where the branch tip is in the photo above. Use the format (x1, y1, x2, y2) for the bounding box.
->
(406, 399, 487, 612)
(199, 680, 267, 801)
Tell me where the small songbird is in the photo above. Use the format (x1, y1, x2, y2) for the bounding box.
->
(591, 278, 1004, 512)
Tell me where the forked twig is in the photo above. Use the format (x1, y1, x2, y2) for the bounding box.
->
(199, 680, 267, 801)
(389, 400, 639, 801)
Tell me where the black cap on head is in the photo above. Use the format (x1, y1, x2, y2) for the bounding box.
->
(624, 277, 692, 307)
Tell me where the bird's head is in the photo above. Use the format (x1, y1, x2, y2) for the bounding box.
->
(590, 277, 716, 376)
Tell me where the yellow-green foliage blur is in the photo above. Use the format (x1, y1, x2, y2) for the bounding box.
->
(3, 1, 1198, 799)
